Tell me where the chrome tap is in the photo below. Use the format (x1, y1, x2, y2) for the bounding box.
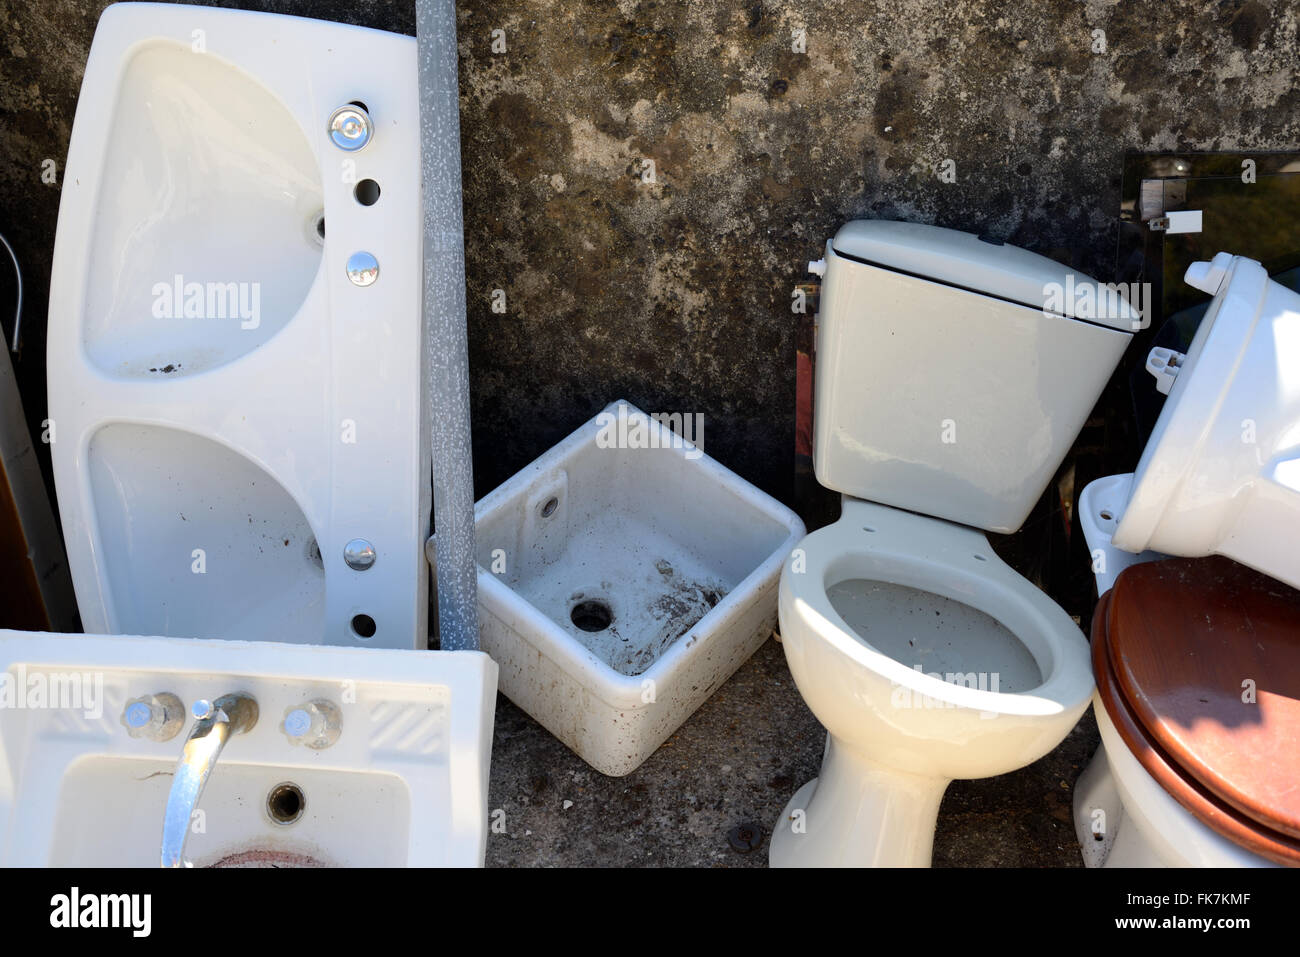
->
(161, 693, 258, 868)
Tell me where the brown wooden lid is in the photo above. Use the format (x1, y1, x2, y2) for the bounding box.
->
(1105, 556, 1300, 841)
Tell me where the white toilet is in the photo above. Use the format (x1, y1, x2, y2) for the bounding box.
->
(770, 220, 1137, 867)
(1071, 252, 1300, 868)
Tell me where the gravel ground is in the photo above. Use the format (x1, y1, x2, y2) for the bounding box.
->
(486, 636, 1097, 867)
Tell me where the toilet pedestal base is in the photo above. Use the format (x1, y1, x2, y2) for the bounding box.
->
(769, 737, 948, 867)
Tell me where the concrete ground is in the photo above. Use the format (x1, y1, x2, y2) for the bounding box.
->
(486, 637, 1097, 867)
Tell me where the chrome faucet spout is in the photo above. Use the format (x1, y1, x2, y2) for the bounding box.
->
(161, 692, 258, 868)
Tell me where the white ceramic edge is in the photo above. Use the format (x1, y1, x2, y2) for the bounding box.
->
(1077, 473, 1169, 595)
(782, 499, 1093, 717)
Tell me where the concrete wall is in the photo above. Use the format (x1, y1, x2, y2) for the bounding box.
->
(3, 0, 1297, 506)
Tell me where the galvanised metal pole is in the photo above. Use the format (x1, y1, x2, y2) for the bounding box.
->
(415, 0, 478, 650)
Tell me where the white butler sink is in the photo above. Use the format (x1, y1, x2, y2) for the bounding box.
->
(458, 400, 804, 776)
(0, 632, 497, 867)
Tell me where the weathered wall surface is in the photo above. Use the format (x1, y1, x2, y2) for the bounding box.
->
(2, 0, 1298, 503)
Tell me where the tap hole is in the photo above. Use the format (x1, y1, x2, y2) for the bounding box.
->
(350, 614, 377, 639)
(267, 782, 305, 826)
(354, 179, 381, 206)
(540, 496, 558, 518)
(570, 599, 613, 633)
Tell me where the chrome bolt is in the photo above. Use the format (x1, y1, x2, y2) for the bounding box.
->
(345, 251, 379, 287)
(328, 104, 373, 152)
(343, 538, 376, 570)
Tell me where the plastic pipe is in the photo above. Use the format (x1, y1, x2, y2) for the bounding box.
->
(415, 0, 478, 651)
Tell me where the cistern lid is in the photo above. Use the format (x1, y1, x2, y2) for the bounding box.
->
(830, 220, 1139, 330)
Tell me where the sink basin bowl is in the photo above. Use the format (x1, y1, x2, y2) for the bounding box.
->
(450, 400, 804, 776)
(0, 632, 497, 867)
(48, 3, 429, 648)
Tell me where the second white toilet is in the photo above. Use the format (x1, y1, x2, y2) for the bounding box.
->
(770, 221, 1137, 867)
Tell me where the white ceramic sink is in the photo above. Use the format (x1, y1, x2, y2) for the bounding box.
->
(0, 632, 497, 867)
(452, 400, 804, 776)
(47, 3, 429, 648)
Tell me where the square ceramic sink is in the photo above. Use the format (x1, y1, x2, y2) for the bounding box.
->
(0, 632, 496, 867)
(445, 400, 804, 776)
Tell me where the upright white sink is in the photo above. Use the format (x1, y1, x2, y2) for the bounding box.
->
(47, 3, 429, 648)
(0, 632, 497, 867)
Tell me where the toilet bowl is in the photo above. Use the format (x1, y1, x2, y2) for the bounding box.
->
(1075, 556, 1300, 867)
(769, 498, 1093, 866)
(47, 5, 429, 648)
(771, 220, 1137, 867)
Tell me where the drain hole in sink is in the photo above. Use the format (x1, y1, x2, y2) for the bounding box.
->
(350, 614, 377, 639)
(571, 599, 613, 633)
(540, 496, 558, 518)
(311, 211, 326, 245)
(354, 179, 381, 206)
(267, 782, 305, 826)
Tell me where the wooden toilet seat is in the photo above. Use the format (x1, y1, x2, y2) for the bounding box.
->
(1092, 556, 1300, 866)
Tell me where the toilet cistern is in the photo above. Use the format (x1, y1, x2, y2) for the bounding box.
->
(161, 693, 259, 868)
